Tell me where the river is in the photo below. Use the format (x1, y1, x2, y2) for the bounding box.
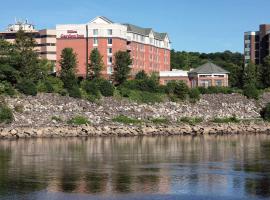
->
(0, 135, 270, 200)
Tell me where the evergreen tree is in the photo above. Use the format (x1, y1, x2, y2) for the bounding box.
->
(0, 39, 18, 84)
(11, 30, 39, 80)
(242, 62, 257, 87)
(88, 48, 104, 79)
(261, 56, 270, 88)
(113, 51, 132, 85)
(59, 48, 78, 89)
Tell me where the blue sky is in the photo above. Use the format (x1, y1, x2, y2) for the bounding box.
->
(1, 0, 270, 53)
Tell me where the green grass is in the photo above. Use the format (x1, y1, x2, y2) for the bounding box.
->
(212, 116, 240, 123)
(150, 117, 170, 124)
(51, 116, 63, 122)
(67, 116, 90, 125)
(179, 117, 203, 125)
(112, 115, 142, 124)
(0, 104, 13, 124)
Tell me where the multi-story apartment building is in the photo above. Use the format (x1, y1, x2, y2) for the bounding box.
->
(56, 16, 171, 78)
(0, 20, 56, 69)
(244, 24, 270, 65)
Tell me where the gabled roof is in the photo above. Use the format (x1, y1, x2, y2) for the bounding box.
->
(89, 16, 114, 24)
(124, 23, 168, 40)
(189, 62, 229, 74)
(154, 32, 167, 40)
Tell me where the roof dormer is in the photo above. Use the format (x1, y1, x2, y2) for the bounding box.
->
(88, 16, 113, 25)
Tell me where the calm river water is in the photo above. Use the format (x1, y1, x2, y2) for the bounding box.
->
(0, 135, 270, 200)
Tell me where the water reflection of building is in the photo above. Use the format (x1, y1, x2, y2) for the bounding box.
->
(0, 135, 270, 198)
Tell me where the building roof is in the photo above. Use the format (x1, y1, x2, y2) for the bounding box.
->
(160, 70, 188, 77)
(89, 16, 114, 24)
(124, 23, 168, 40)
(189, 62, 229, 74)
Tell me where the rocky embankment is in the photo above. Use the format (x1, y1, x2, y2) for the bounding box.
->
(1, 92, 270, 139)
(1, 123, 270, 139)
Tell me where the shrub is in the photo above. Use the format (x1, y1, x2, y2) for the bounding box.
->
(165, 81, 177, 95)
(118, 87, 131, 97)
(135, 70, 148, 80)
(197, 87, 208, 94)
(38, 77, 64, 93)
(198, 86, 233, 94)
(138, 78, 160, 92)
(243, 84, 259, 99)
(212, 116, 240, 123)
(0, 82, 16, 96)
(48, 76, 64, 93)
(81, 80, 100, 97)
(14, 104, 24, 113)
(97, 79, 114, 97)
(68, 85, 81, 98)
(37, 80, 54, 93)
(189, 88, 201, 101)
(112, 115, 142, 124)
(165, 81, 189, 100)
(68, 116, 90, 125)
(0, 104, 13, 124)
(179, 117, 203, 125)
(260, 103, 270, 121)
(16, 79, 37, 96)
(174, 81, 189, 100)
(59, 89, 68, 96)
(150, 117, 169, 124)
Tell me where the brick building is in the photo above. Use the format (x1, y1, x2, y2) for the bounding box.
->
(159, 62, 229, 88)
(244, 24, 270, 65)
(56, 16, 171, 78)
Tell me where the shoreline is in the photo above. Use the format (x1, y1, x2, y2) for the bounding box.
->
(1, 123, 270, 139)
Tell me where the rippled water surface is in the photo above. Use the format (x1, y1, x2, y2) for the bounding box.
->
(0, 135, 270, 200)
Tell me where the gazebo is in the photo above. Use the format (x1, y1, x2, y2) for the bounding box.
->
(188, 62, 229, 88)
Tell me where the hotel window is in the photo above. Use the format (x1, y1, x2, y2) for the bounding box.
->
(140, 35, 144, 42)
(107, 29, 113, 35)
(93, 38, 98, 46)
(107, 48, 112, 55)
(150, 38, 153, 44)
(108, 56, 113, 64)
(199, 80, 212, 88)
(93, 29, 98, 36)
(108, 38, 113, 45)
(215, 80, 223, 87)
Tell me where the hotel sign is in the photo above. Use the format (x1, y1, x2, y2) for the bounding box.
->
(60, 30, 84, 39)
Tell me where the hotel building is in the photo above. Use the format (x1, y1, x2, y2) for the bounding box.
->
(244, 24, 270, 65)
(56, 16, 171, 78)
(0, 20, 56, 66)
